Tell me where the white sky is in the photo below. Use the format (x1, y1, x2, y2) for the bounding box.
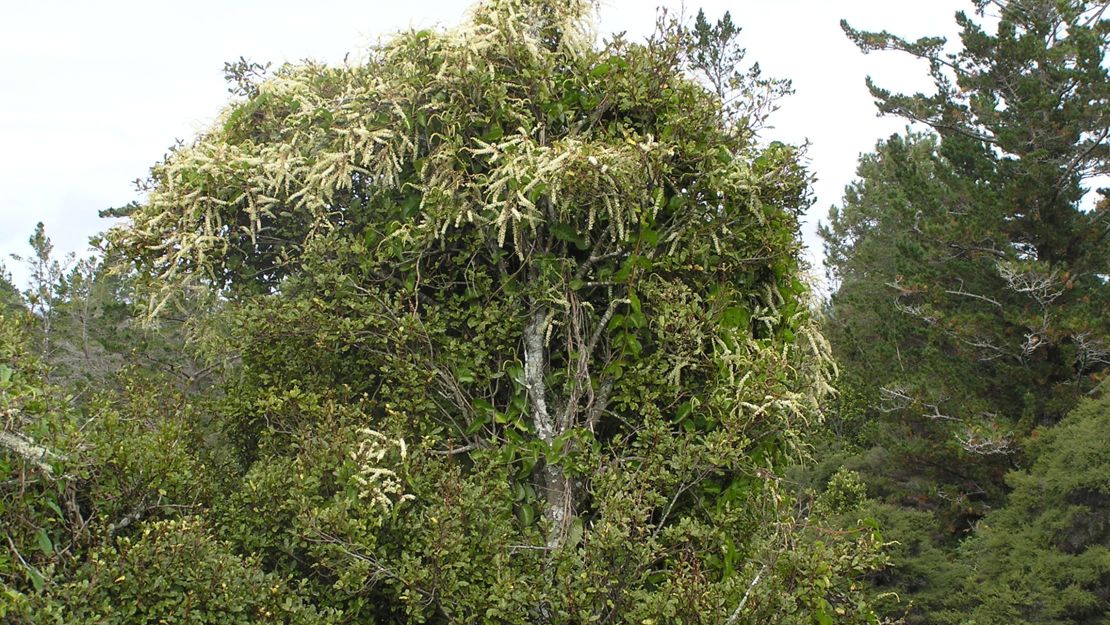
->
(0, 0, 969, 289)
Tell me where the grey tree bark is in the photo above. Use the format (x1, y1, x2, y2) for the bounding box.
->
(523, 307, 571, 549)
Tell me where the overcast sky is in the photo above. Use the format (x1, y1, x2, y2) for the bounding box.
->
(0, 0, 970, 289)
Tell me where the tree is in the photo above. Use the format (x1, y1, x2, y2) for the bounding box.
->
(823, 134, 1022, 527)
(959, 392, 1110, 625)
(104, 1, 885, 622)
(11, 223, 67, 363)
(0, 259, 248, 623)
(825, 0, 1110, 521)
(4, 223, 209, 398)
(820, 1, 1110, 622)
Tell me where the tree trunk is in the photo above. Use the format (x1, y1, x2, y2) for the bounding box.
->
(523, 307, 571, 548)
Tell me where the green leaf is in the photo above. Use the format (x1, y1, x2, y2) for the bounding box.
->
(567, 516, 584, 548)
(815, 600, 833, 625)
(720, 306, 750, 330)
(675, 401, 694, 423)
(613, 260, 633, 282)
(626, 311, 646, 329)
(629, 291, 641, 314)
(44, 498, 63, 518)
(482, 122, 504, 142)
(722, 537, 738, 578)
(35, 529, 52, 557)
(455, 366, 475, 384)
(623, 334, 642, 358)
(465, 410, 490, 435)
(26, 565, 44, 592)
(507, 364, 525, 387)
(400, 193, 420, 218)
(518, 503, 535, 527)
(552, 223, 588, 250)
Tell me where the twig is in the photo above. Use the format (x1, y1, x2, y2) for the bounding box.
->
(725, 565, 767, 625)
(944, 288, 1002, 307)
(6, 533, 47, 587)
(587, 299, 630, 355)
(429, 442, 480, 456)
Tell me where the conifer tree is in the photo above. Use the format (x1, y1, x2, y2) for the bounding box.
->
(822, 1, 1110, 622)
(826, 0, 1109, 521)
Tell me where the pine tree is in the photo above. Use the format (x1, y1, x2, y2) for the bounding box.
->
(822, 2, 1110, 621)
(826, 0, 1110, 523)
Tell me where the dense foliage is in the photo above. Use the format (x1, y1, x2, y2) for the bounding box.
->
(2, 1, 888, 623)
(821, 0, 1109, 622)
(959, 393, 1109, 625)
(4, 1, 1106, 623)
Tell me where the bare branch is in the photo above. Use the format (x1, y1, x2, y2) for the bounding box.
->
(587, 298, 630, 356)
(524, 307, 571, 548)
(996, 261, 1064, 307)
(956, 430, 1013, 456)
(584, 378, 614, 433)
(944, 288, 1002, 308)
(725, 564, 767, 625)
(429, 442, 481, 456)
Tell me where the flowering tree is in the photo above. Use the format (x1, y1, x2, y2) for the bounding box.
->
(100, 1, 885, 622)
